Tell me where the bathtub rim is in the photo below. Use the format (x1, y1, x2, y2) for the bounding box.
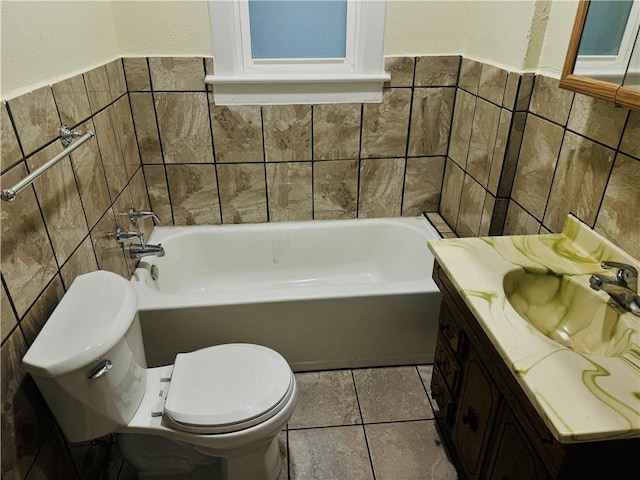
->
(132, 216, 442, 311)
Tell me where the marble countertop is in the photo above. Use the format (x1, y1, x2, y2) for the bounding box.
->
(428, 215, 640, 443)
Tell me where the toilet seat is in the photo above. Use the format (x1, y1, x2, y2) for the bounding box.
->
(163, 344, 294, 435)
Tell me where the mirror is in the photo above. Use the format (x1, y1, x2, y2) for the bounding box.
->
(561, 0, 640, 110)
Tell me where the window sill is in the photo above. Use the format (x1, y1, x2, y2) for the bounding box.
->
(205, 73, 390, 105)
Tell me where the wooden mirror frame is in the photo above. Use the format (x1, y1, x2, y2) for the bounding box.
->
(560, 0, 640, 110)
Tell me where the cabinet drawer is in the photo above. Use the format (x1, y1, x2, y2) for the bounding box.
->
(434, 333, 461, 396)
(430, 367, 456, 427)
(439, 298, 467, 359)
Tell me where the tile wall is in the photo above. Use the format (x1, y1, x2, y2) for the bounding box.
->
(441, 59, 639, 259)
(506, 78, 639, 259)
(440, 58, 535, 237)
(1, 54, 638, 480)
(129, 56, 455, 225)
(1, 60, 152, 479)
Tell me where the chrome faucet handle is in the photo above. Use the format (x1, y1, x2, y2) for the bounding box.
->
(601, 261, 638, 291)
(116, 227, 144, 244)
(129, 208, 160, 224)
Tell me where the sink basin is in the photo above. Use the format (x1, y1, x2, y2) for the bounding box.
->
(503, 270, 636, 357)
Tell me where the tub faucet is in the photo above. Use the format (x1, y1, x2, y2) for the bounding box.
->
(129, 243, 165, 259)
(129, 208, 160, 224)
(115, 227, 144, 244)
(589, 261, 640, 316)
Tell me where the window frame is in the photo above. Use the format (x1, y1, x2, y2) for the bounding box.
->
(206, 0, 390, 105)
(574, 0, 640, 83)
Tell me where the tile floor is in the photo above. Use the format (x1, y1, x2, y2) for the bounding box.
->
(113, 365, 459, 480)
(280, 365, 458, 480)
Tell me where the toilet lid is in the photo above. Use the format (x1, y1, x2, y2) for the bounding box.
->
(164, 344, 292, 429)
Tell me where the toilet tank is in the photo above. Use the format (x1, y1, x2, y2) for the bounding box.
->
(22, 271, 148, 443)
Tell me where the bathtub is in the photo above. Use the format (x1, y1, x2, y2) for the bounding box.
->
(131, 216, 442, 371)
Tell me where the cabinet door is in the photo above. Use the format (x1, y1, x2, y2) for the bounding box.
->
(454, 350, 500, 478)
(483, 406, 549, 480)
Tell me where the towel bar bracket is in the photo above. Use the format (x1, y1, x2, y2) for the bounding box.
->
(60, 125, 84, 147)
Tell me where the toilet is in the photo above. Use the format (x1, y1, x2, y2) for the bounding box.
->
(22, 270, 297, 479)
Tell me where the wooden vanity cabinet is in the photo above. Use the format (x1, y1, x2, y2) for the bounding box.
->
(483, 404, 549, 480)
(431, 260, 640, 480)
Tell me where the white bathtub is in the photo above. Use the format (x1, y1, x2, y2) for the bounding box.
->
(131, 216, 442, 371)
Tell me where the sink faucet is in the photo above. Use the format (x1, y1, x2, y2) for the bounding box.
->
(589, 261, 640, 316)
(129, 243, 165, 259)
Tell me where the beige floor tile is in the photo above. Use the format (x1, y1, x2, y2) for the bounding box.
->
(366, 421, 458, 480)
(417, 364, 446, 418)
(289, 370, 361, 429)
(353, 367, 433, 423)
(417, 365, 434, 401)
(288, 426, 373, 480)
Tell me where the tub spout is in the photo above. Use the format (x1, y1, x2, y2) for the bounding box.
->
(129, 243, 165, 259)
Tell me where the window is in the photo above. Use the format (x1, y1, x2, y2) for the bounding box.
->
(206, 0, 389, 105)
(574, 0, 640, 84)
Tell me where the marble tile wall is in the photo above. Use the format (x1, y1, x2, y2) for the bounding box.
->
(1, 59, 150, 479)
(440, 58, 534, 237)
(131, 56, 456, 225)
(506, 77, 639, 260)
(439, 61, 639, 262)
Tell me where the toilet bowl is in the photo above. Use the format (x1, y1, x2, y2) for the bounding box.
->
(22, 271, 297, 479)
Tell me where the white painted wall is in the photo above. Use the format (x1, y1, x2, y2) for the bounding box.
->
(0, 0, 119, 100)
(111, 0, 212, 57)
(537, 0, 580, 77)
(464, 0, 538, 71)
(384, 0, 469, 56)
(1, 0, 579, 100)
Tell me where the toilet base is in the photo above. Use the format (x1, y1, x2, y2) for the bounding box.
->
(117, 431, 283, 480)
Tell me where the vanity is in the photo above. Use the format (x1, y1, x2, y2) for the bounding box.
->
(428, 216, 640, 479)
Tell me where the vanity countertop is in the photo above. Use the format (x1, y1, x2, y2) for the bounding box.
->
(428, 216, 640, 443)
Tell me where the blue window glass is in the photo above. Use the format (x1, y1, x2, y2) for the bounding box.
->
(248, 0, 347, 59)
(579, 0, 634, 55)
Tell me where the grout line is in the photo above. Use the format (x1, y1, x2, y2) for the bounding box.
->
(0, 322, 21, 349)
(205, 89, 224, 224)
(22, 423, 56, 480)
(415, 365, 439, 414)
(3, 100, 26, 164)
(538, 102, 573, 231)
(137, 155, 446, 166)
(285, 428, 291, 480)
(493, 110, 525, 203)
(286, 417, 438, 432)
(0, 274, 20, 331)
(350, 370, 377, 480)
(310, 105, 315, 220)
(261, 107, 270, 223)
(147, 64, 176, 226)
(356, 103, 364, 218)
(124, 83, 154, 215)
(399, 58, 418, 217)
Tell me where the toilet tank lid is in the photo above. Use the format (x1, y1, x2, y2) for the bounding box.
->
(22, 271, 138, 378)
